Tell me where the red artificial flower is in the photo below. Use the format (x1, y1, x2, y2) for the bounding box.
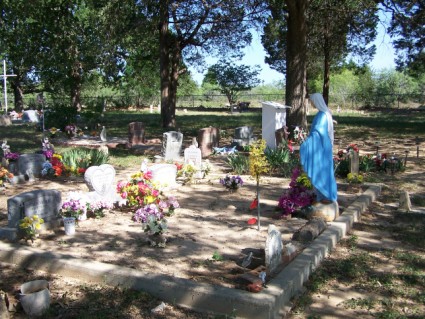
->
(175, 163, 183, 170)
(77, 167, 86, 174)
(143, 170, 153, 180)
(249, 198, 258, 210)
(54, 166, 62, 176)
(288, 140, 293, 152)
(247, 218, 257, 225)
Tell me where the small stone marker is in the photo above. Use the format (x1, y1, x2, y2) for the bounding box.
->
(184, 145, 202, 168)
(232, 126, 255, 148)
(100, 126, 107, 142)
(17, 153, 46, 179)
(7, 189, 61, 228)
(265, 224, 283, 276)
(197, 127, 219, 158)
(22, 110, 39, 123)
(398, 190, 412, 212)
(350, 151, 359, 175)
(150, 163, 177, 186)
(309, 201, 339, 221)
(128, 122, 145, 145)
(163, 131, 183, 161)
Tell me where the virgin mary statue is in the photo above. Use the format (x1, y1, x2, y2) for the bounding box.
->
(300, 93, 337, 203)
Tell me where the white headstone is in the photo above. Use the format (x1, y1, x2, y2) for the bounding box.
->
(22, 110, 40, 123)
(184, 145, 202, 168)
(150, 164, 177, 187)
(163, 131, 183, 161)
(265, 224, 283, 276)
(399, 190, 412, 212)
(84, 164, 115, 196)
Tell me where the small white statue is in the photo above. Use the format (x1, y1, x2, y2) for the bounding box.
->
(100, 126, 107, 142)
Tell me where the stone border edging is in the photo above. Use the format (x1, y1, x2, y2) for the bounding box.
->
(0, 184, 381, 319)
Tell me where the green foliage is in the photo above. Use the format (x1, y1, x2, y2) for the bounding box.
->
(227, 153, 250, 175)
(212, 251, 224, 262)
(264, 145, 290, 175)
(44, 103, 79, 130)
(61, 148, 109, 171)
(203, 60, 262, 105)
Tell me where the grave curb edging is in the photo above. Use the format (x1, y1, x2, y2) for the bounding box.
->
(0, 185, 381, 319)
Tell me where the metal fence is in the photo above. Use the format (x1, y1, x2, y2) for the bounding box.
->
(5, 92, 425, 112)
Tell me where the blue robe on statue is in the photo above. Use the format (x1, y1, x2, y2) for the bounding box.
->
(300, 111, 337, 202)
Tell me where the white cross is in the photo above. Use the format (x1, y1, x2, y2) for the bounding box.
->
(1, 60, 16, 114)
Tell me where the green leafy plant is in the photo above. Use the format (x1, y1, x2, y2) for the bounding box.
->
(212, 251, 224, 261)
(227, 153, 249, 175)
(61, 148, 109, 175)
(264, 145, 290, 174)
(347, 172, 364, 184)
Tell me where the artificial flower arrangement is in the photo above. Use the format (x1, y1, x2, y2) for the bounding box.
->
(4, 152, 20, 161)
(293, 126, 307, 144)
(277, 167, 316, 217)
(49, 127, 59, 137)
(117, 170, 180, 237)
(41, 154, 66, 177)
(19, 215, 44, 242)
(59, 196, 87, 220)
(86, 199, 115, 219)
(219, 175, 244, 191)
(64, 124, 83, 138)
(347, 172, 364, 184)
(0, 166, 14, 186)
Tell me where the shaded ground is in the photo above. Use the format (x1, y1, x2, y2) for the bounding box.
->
(0, 137, 424, 318)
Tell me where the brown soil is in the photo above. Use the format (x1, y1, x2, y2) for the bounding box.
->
(0, 143, 423, 318)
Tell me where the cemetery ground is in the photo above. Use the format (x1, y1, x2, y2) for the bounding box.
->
(0, 107, 424, 318)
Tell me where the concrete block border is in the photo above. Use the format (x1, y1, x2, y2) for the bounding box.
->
(0, 184, 381, 319)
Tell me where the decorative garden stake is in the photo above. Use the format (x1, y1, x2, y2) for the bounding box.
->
(249, 139, 269, 231)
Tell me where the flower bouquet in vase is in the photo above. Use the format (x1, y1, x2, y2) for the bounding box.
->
(134, 204, 168, 247)
(219, 175, 244, 193)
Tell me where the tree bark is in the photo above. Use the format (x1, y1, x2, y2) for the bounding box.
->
(11, 76, 24, 112)
(70, 62, 82, 112)
(322, 38, 330, 105)
(159, 0, 172, 128)
(285, 0, 308, 131)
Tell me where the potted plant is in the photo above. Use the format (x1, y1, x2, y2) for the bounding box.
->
(219, 175, 244, 192)
(59, 198, 86, 235)
(133, 204, 168, 247)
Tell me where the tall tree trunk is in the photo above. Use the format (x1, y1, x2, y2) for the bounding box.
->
(11, 76, 24, 112)
(285, 0, 308, 131)
(159, 0, 172, 128)
(322, 39, 330, 105)
(70, 62, 82, 111)
(167, 48, 181, 128)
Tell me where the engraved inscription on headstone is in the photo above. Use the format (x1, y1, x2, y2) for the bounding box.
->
(163, 131, 183, 161)
(17, 153, 46, 178)
(84, 164, 116, 196)
(184, 145, 202, 168)
(7, 189, 61, 228)
(265, 224, 283, 276)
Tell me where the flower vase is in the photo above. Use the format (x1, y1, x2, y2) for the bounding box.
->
(147, 233, 167, 247)
(63, 217, 76, 235)
(20, 280, 50, 317)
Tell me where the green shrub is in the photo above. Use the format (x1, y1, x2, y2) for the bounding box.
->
(227, 153, 249, 175)
(61, 148, 109, 171)
(264, 145, 290, 175)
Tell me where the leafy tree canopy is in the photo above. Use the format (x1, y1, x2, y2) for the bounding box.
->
(202, 60, 262, 105)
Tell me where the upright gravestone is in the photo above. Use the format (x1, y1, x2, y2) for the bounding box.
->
(17, 153, 46, 179)
(7, 189, 62, 228)
(265, 224, 283, 276)
(128, 122, 145, 145)
(150, 163, 177, 187)
(349, 151, 359, 175)
(22, 110, 40, 123)
(163, 131, 183, 161)
(398, 190, 412, 212)
(184, 145, 202, 168)
(0, 115, 12, 126)
(84, 164, 119, 202)
(232, 126, 255, 149)
(197, 127, 219, 158)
